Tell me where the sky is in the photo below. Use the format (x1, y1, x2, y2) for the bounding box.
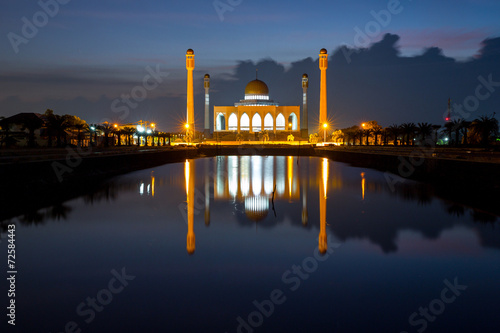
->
(1, 0, 499, 131)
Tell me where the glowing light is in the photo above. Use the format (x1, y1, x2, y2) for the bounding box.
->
(114, 124, 118, 128)
(288, 156, 293, 199)
(322, 158, 329, 199)
(185, 123, 190, 129)
(137, 125, 145, 133)
(361, 172, 365, 201)
(185, 159, 190, 195)
(323, 123, 328, 129)
(146, 129, 152, 134)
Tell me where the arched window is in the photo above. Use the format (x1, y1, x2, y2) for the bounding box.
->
(240, 113, 250, 131)
(276, 113, 285, 130)
(264, 113, 273, 131)
(288, 113, 298, 131)
(252, 113, 262, 132)
(216, 113, 226, 131)
(228, 113, 238, 131)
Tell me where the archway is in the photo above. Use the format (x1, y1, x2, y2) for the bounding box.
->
(240, 113, 250, 131)
(276, 113, 285, 130)
(228, 113, 238, 131)
(288, 113, 298, 130)
(252, 113, 262, 132)
(264, 113, 273, 131)
(216, 113, 226, 131)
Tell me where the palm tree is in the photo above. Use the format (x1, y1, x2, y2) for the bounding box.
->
(443, 122, 454, 145)
(123, 127, 136, 146)
(460, 121, 472, 145)
(469, 114, 499, 146)
(19, 114, 44, 148)
(48, 114, 70, 147)
(387, 124, 400, 145)
(417, 122, 433, 144)
(98, 123, 114, 147)
(431, 125, 441, 145)
(401, 122, 417, 145)
(372, 126, 382, 145)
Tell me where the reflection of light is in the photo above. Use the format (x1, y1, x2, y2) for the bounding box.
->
(240, 156, 250, 196)
(288, 156, 293, 199)
(276, 156, 285, 195)
(185, 159, 190, 195)
(147, 184, 151, 194)
(361, 172, 365, 201)
(139, 183, 144, 195)
(229, 156, 238, 197)
(244, 196, 269, 222)
(322, 158, 328, 199)
(252, 156, 262, 195)
(264, 157, 274, 195)
(151, 174, 155, 197)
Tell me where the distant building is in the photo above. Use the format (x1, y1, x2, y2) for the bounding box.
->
(213, 76, 300, 135)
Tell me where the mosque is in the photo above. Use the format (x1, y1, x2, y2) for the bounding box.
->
(186, 48, 329, 140)
(212, 74, 301, 136)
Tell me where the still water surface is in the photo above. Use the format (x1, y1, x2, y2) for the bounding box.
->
(6, 156, 500, 332)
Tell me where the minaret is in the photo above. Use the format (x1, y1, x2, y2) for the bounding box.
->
(204, 74, 210, 138)
(185, 159, 196, 255)
(319, 48, 328, 127)
(301, 74, 309, 138)
(186, 49, 195, 140)
(318, 158, 329, 255)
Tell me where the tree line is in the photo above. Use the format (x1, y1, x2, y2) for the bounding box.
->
(330, 115, 499, 147)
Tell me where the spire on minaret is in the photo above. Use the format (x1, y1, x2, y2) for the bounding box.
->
(256, 69, 258, 80)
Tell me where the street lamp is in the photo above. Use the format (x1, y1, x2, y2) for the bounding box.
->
(323, 123, 328, 142)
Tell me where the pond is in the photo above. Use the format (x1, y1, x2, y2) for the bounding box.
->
(5, 155, 500, 332)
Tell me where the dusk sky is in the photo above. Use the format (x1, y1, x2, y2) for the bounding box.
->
(1, 0, 499, 131)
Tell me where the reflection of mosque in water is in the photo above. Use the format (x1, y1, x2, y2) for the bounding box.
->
(183, 156, 331, 255)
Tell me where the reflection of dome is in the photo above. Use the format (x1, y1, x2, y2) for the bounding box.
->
(244, 196, 269, 222)
(186, 48, 194, 55)
(320, 48, 327, 54)
(245, 79, 269, 96)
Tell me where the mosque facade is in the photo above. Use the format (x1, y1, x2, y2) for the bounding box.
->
(213, 77, 301, 135)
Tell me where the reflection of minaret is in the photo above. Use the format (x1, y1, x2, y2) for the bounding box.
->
(205, 158, 210, 226)
(186, 49, 195, 139)
(319, 158, 329, 255)
(204, 74, 210, 138)
(301, 74, 309, 138)
(319, 49, 328, 127)
(301, 158, 308, 226)
(185, 159, 196, 255)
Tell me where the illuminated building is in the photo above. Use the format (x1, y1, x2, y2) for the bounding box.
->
(301, 74, 309, 138)
(186, 49, 195, 139)
(204, 74, 211, 138)
(319, 48, 328, 127)
(213, 72, 300, 135)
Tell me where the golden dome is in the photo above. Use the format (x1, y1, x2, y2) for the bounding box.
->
(186, 49, 194, 55)
(245, 79, 269, 96)
(302, 73, 308, 78)
(320, 48, 327, 54)
(204, 74, 210, 78)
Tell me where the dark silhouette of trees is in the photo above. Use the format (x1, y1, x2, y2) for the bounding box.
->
(387, 124, 400, 145)
(469, 114, 499, 146)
